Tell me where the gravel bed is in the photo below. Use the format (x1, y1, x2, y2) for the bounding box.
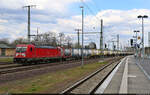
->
(70, 59, 121, 94)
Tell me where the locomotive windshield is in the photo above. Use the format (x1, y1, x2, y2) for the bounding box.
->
(16, 47, 27, 53)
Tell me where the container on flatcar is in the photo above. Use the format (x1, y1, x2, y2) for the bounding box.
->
(72, 49, 79, 58)
(103, 50, 107, 56)
(92, 49, 96, 56)
(96, 50, 99, 56)
(109, 50, 113, 55)
(83, 49, 87, 56)
(88, 49, 92, 56)
(64, 49, 71, 57)
(86, 49, 91, 57)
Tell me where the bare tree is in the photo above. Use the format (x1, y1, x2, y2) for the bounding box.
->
(72, 42, 82, 48)
(89, 42, 97, 49)
(11, 38, 28, 47)
(58, 33, 65, 46)
(12, 31, 73, 47)
(65, 36, 72, 48)
(0, 38, 10, 45)
(32, 31, 58, 46)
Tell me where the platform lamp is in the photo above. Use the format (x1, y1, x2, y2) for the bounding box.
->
(137, 15, 148, 58)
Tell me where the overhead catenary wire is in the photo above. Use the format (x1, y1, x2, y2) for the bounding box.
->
(80, 0, 101, 31)
(80, 2, 101, 30)
(81, 1, 101, 21)
(90, 0, 101, 13)
(80, 0, 105, 50)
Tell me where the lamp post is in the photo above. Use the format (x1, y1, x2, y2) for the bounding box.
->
(137, 15, 148, 58)
(134, 30, 140, 57)
(80, 6, 84, 68)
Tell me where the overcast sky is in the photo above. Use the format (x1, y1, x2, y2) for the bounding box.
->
(0, 0, 150, 49)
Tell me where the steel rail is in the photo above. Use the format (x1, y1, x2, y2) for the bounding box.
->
(61, 57, 122, 94)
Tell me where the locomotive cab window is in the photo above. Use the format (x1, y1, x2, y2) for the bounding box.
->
(30, 47, 32, 52)
(16, 47, 27, 53)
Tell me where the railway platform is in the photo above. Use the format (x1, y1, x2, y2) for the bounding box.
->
(95, 56, 150, 94)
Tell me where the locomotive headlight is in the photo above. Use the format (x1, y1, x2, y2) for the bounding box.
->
(22, 53, 26, 57)
(16, 53, 19, 56)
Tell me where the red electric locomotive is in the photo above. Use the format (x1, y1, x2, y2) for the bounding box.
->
(14, 44, 71, 64)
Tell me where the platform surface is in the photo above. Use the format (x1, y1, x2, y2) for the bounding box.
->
(96, 56, 150, 94)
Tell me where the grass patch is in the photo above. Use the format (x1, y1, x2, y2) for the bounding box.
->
(0, 61, 107, 93)
(0, 57, 13, 63)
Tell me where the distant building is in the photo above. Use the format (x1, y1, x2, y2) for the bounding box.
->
(148, 32, 150, 47)
(0, 44, 15, 56)
(124, 47, 134, 52)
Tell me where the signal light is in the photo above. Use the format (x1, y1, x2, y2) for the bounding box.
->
(130, 39, 133, 46)
(105, 44, 107, 48)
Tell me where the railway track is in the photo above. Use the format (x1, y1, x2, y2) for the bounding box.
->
(61, 57, 123, 94)
(0, 57, 114, 75)
(0, 64, 21, 69)
(0, 62, 13, 65)
(0, 57, 106, 70)
(0, 58, 90, 72)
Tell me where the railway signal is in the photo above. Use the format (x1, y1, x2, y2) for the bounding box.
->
(105, 44, 107, 49)
(130, 39, 133, 46)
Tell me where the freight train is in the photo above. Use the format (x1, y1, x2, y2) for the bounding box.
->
(13, 44, 132, 64)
